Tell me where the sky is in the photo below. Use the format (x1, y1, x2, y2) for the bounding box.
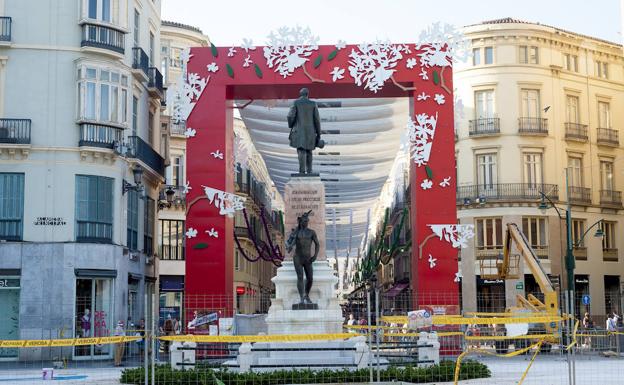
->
(162, 0, 621, 46)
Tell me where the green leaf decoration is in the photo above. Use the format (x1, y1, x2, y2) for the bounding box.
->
(433, 70, 440, 85)
(327, 50, 338, 61)
(313, 55, 322, 68)
(254, 64, 263, 79)
(226, 64, 234, 78)
(210, 43, 218, 58)
(425, 165, 433, 179)
(193, 243, 208, 250)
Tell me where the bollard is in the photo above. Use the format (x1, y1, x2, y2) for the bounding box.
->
(417, 332, 440, 368)
(170, 341, 196, 370)
(354, 340, 370, 370)
(238, 343, 253, 372)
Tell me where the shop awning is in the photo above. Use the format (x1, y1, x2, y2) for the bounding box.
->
(384, 283, 409, 298)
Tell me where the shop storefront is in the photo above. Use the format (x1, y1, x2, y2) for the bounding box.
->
(159, 275, 184, 329)
(74, 269, 115, 359)
(476, 276, 506, 313)
(0, 270, 20, 360)
(574, 275, 590, 318)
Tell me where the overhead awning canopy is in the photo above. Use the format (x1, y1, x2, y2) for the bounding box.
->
(384, 282, 409, 298)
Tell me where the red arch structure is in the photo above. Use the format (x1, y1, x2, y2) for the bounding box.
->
(182, 41, 459, 316)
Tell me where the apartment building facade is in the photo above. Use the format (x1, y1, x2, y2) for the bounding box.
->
(0, 0, 166, 360)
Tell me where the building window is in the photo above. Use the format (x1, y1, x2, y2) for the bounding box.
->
(235, 250, 240, 271)
(521, 89, 540, 119)
(568, 156, 583, 187)
(75, 175, 113, 243)
(566, 95, 580, 124)
(564, 54, 578, 72)
(159, 220, 185, 260)
(519, 45, 538, 64)
(598, 102, 611, 128)
(126, 189, 139, 250)
(87, 0, 111, 22)
(484, 47, 493, 65)
(476, 153, 497, 190)
(602, 221, 616, 250)
(522, 217, 548, 257)
(596, 61, 608, 79)
(523, 153, 542, 187)
(170, 47, 182, 68)
(600, 160, 614, 191)
(0, 173, 24, 241)
(0, 274, 20, 358)
(170, 156, 184, 186)
(474, 90, 495, 118)
(472, 48, 481, 66)
(149, 31, 155, 66)
(75, 277, 113, 358)
(144, 197, 154, 255)
(132, 96, 138, 136)
(77, 65, 129, 126)
(133, 9, 139, 47)
(475, 217, 503, 250)
(148, 110, 154, 145)
(571, 219, 586, 247)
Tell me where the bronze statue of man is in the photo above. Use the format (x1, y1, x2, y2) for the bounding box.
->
(287, 88, 323, 175)
(286, 211, 319, 305)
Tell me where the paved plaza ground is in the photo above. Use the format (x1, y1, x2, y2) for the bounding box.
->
(1, 354, 623, 384)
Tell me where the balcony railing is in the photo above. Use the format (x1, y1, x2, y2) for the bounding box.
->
(567, 186, 591, 204)
(159, 184, 186, 206)
(518, 117, 548, 135)
(127, 135, 165, 177)
(600, 189, 623, 208)
(171, 121, 186, 136)
(78, 123, 122, 148)
(132, 47, 149, 78)
(235, 226, 249, 239)
(564, 122, 588, 141)
(456, 183, 559, 204)
(603, 248, 618, 262)
(148, 67, 164, 96)
(159, 245, 185, 261)
(469, 118, 500, 136)
(0, 119, 31, 144)
(0, 17, 11, 42)
(81, 23, 125, 54)
(235, 182, 250, 195)
(597, 128, 619, 146)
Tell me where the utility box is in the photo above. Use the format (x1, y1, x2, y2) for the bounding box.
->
(170, 341, 196, 370)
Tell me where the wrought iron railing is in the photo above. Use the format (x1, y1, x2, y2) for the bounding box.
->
(518, 117, 548, 134)
(564, 122, 588, 141)
(126, 135, 165, 177)
(170, 122, 186, 136)
(148, 67, 164, 94)
(597, 128, 619, 146)
(235, 182, 250, 195)
(78, 123, 122, 148)
(0, 17, 11, 42)
(456, 183, 559, 203)
(600, 190, 622, 208)
(81, 23, 125, 54)
(568, 186, 591, 204)
(0, 119, 31, 144)
(469, 118, 500, 136)
(235, 226, 249, 238)
(132, 47, 149, 77)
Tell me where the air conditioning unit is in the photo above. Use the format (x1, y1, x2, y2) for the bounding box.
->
(129, 252, 138, 261)
(145, 255, 154, 265)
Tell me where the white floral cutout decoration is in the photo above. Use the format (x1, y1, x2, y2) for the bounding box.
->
(185, 228, 198, 239)
(406, 58, 417, 69)
(227, 47, 237, 57)
(183, 181, 192, 194)
(330, 67, 345, 82)
(420, 179, 433, 190)
(428, 254, 437, 268)
(201, 185, 246, 217)
(335, 40, 346, 50)
(434, 94, 445, 105)
(348, 42, 411, 93)
(263, 26, 319, 78)
(419, 68, 429, 80)
(428, 224, 475, 249)
(206, 62, 219, 73)
(243, 55, 253, 68)
(170, 49, 209, 124)
(211, 149, 224, 159)
(454, 270, 463, 282)
(416, 92, 430, 101)
(205, 228, 219, 238)
(184, 127, 197, 138)
(416, 22, 471, 68)
(439, 177, 451, 187)
(241, 38, 256, 53)
(407, 112, 438, 167)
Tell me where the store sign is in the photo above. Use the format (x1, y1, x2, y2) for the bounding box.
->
(575, 278, 589, 284)
(516, 282, 524, 290)
(0, 278, 19, 288)
(34, 217, 67, 226)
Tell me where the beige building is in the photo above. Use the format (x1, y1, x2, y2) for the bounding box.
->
(455, 18, 624, 321)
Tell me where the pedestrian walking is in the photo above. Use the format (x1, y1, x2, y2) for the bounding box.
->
(113, 320, 126, 366)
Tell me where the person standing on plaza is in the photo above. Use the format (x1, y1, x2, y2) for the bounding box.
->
(346, 313, 356, 333)
(113, 320, 126, 366)
(582, 312, 593, 348)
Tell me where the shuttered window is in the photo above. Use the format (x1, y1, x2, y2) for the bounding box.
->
(0, 173, 24, 240)
(75, 175, 113, 243)
(144, 197, 154, 255)
(127, 189, 139, 250)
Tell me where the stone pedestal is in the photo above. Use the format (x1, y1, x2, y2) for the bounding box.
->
(284, 176, 326, 261)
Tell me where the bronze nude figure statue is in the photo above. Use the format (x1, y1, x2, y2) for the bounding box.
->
(286, 211, 319, 306)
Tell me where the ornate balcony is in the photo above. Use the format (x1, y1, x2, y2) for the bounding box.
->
(603, 248, 618, 262)
(148, 67, 164, 98)
(170, 122, 186, 137)
(596, 128, 619, 147)
(81, 23, 125, 55)
(132, 47, 149, 79)
(600, 190, 622, 209)
(0, 17, 11, 43)
(564, 122, 588, 142)
(518, 117, 548, 135)
(78, 122, 122, 148)
(0, 119, 31, 144)
(469, 118, 500, 136)
(126, 135, 165, 177)
(456, 183, 558, 204)
(567, 186, 591, 205)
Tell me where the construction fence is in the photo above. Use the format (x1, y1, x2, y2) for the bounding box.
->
(1, 292, 624, 384)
